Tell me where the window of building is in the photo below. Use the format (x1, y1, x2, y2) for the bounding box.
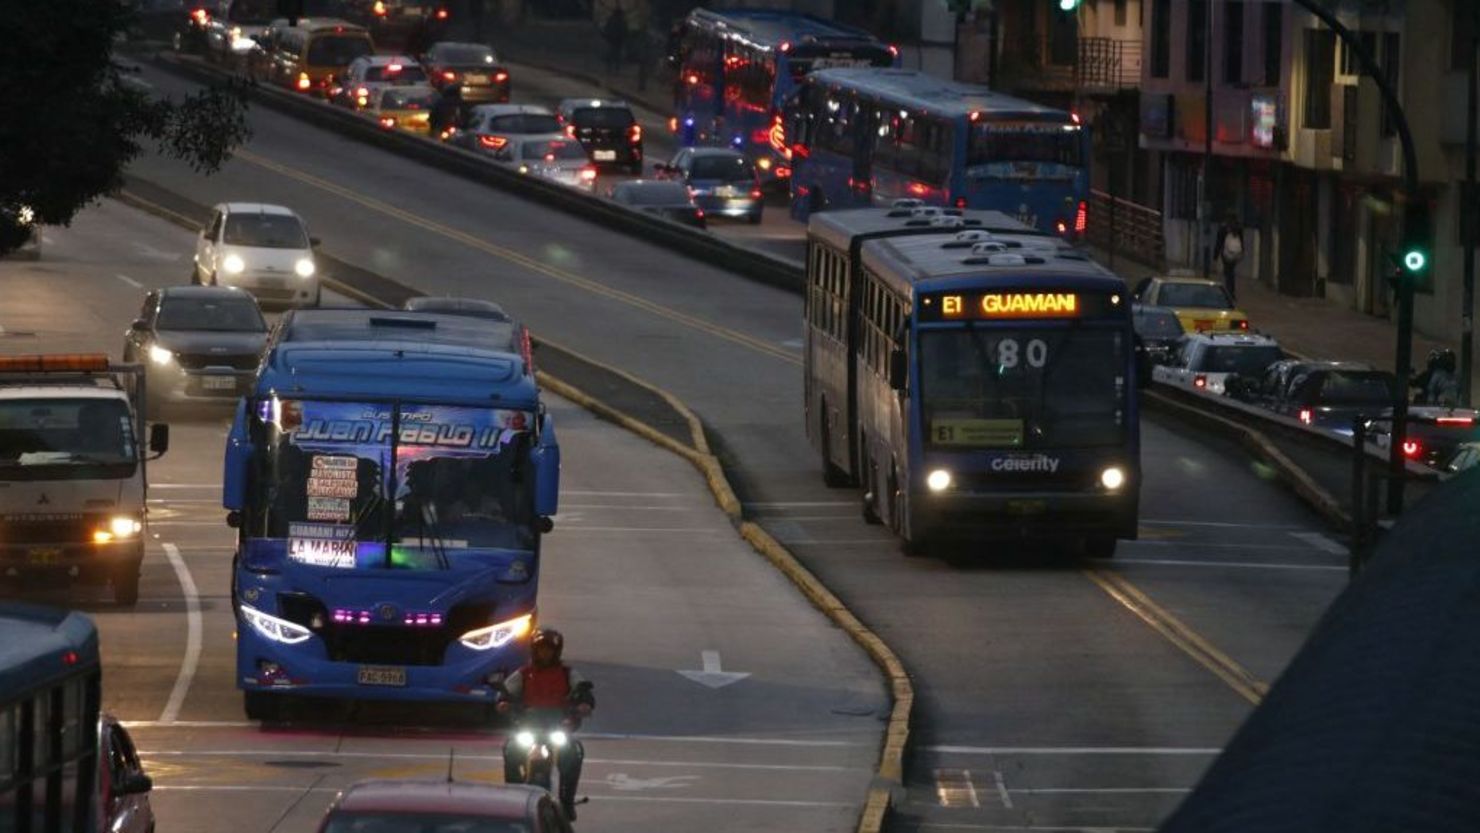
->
(1114, 0, 1127, 28)
(1302, 28, 1335, 129)
(1339, 30, 1376, 77)
(1150, 0, 1170, 78)
(1224, 1, 1245, 84)
(1263, 1, 1283, 85)
(1186, 0, 1207, 83)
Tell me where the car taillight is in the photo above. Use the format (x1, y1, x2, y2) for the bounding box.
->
(191, 7, 209, 24)
(579, 167, 598, 182)
(1193, 375, 1207, 389)
(695, 208, 705, 218)
(1437, 415, 1475, 425)
(372, 0, 386, 14)
(442, 70, 457, 81)
(435, 7, 449, 19)
(750, 188, 763, 199)
(1402, 440, 1422, 458)
(955, 197, 968, 209)
(1298, 408, 1313, 424)
(565, 124, 577, 139)
(296, 73, 311, 91)
(1075, 200, 1088, 234)
(478, 135, 507, 149)
(1055, 218, 1069, 235)
(379, 116, 396, 128)
(629, 124, 642, 143)
(495, 70, 509, 83)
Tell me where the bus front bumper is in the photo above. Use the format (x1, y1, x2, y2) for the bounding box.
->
(915, 491, 1138, 541)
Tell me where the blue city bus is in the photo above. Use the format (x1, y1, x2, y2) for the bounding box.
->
(669, 8, 896, 182)
(786, 68, 1090, 238)
(223, 309, 560, 719)
(805, 208, 1138, 556)
(0, 604, 101, 832)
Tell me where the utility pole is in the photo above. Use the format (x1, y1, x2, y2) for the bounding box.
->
(1462, 4, 1478, 407)
(1200, 0, 1214, 278)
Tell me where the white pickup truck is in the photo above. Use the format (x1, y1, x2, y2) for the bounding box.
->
(0, 355, 169, 605)
(1152, 332, 1285, 397)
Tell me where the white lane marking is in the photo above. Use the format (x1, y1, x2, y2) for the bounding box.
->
(119, 722, 867, 747)
(1096, 557, 1345, 572)
(993, 770, 1013, 809)
(925, 746, 1221, 756)
(115, 273, 143, 289)
(158, 543, 202, 725)
(918, 825, 1154, 832)
(1010, 787, 1192, 795)
(560, 489, 687, 497)
(148, 785, 853, 807)
(603, 773, 699, 791)
(1141, 518, 1313, 531)
(1290, 531, 1348, 556)
(137, 748, 863, 772)
(558, 526, 725, 533)
(131, 241, 182, 261)
(745, 501, 857, 508)
(1124, 540, 1328, 553)
(152, 483, 223, 489)
(558, 504, 699, 511)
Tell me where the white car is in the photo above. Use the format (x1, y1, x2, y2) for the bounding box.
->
(193, 203, 320, 307)
(333, 54, 428, 109)
(1152, 332, 1284, 396)
(490, 137, 598, 191)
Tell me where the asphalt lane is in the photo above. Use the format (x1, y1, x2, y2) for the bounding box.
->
(117, 61, 1350, 830)
(2, 201, 882, 832)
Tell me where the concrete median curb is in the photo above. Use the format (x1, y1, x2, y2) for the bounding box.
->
(109, 185, 909, 833)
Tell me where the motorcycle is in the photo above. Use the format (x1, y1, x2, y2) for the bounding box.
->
(494, 678, 594, 816)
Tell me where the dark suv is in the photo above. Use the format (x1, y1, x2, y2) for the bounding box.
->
(556, 98, 642, 174)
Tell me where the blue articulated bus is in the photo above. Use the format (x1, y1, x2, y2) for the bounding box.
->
(223, 309, 559, 719)
(669, 8, 896, 182)
(786, 68, 1090, 237)
(0, 604, 101, 832)
(805, 208, 1137, 556)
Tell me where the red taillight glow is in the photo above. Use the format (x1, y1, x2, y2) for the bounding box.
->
(579, 167, 598, 181)
(565, 124, 577, 139)
(750, 188, 763, 199)
(62, 651, 79, 666)
(888, 44, 900, 58)
(387, 63, 403, 73)
(372, 0, 386, 14)
(907, 181, 930, 197)
(442, 70, 457, 81)
(191, 8, 209, 24)
(435, 7, 449, 19)
(630, 124, 643, 143)
(751, 128, 770, 144)
(1299, 408, 1313, 424)
(1075, 199, 1088, 234)
(1194, 375, 1207, 389)
(776, 165, 791, 178)
(955, 197, 968, 209)
(1055, 219, 1069, 235)
(296, 74, 312, 90)
(519, 326, 533, 373)
(1437, 416, 1475, 425)
(478, 134, 507, 149)
(695, 208, 705, 218)
(686, 73, 700, 85)
(1403, 440, 1422, 458)
(494, 70, 509, 82)
(379, 116, 396, 128)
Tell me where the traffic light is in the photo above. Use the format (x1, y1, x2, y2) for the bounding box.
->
(1399, 201, 1433, 290)
(1058, 0, 1083, 10)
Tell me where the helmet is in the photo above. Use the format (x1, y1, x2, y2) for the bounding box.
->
(531, 628, 564, 665)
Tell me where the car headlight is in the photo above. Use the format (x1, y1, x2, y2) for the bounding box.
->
(926, 469, 952, 493)
(515, 730, 536, 749)
(1100, 466, 1126, 490)
(110, 516, 143, 537)
(549, 730, 569, 747)
(458, 613, 532, 651)
(148, 344, 175, 366)
(240, 603, 313, 645)
(294, 257, 315, 278)
(222, 253, 246, 274)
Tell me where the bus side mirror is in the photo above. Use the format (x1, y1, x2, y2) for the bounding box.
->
(148, 423, 170, 457)
(223, 400, 254, 512)
(532, 412, 560, 517)
(888, 348, 908, 391)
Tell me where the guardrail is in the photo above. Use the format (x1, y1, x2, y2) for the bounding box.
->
(1087, 189, 1165, 271)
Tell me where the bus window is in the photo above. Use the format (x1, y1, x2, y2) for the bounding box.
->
(969, 121, 1083, 168)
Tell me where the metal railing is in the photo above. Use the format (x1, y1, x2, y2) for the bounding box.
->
(1087, 189, 1165, 270)
(1076, 37, 1142, 91)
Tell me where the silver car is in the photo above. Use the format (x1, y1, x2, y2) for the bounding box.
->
(491, 137, 598, 192)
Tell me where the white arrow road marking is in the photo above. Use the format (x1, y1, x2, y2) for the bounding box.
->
(159, 542, 202, 724)
(603, 774, 699, 791)
(677, 650, 750, 689)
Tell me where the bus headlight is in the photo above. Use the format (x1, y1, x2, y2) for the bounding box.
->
(1100, 466, 1126, 490)
(926, 469, 952, 493)
(458, 613, 532, 651)
(241, 603, 313, 645)
(222, 254, 246, 275)
(294, 257, 316, 278)
(148, 344, 175, 366)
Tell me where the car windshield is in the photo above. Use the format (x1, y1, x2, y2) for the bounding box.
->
(436, 45, 498, 65)
(380, 89, 437, 110)
(1316, 371, 1396, 405)
(484, 113, 560, 134)
(1158, 283, 1232, 309)
(1135, 309, 1184, 339)
(223, 213, 309, 249)
(618, 183, 691, 205)
(920, 327, 1126, 448)
(1199, 346, 1284, 375)
(969, 121, 1084, 168)
(246, 401, 538, 563)
(307, 35, 372, 66)
(156, 297, 266, 332)
(365, 64, 427, 83)
(323, 814, 530, 833)
(520, 141, 586, 161)
(570, 106, 634, 128)
(0, 399, 136, 480)
(689, 155, 753, 181)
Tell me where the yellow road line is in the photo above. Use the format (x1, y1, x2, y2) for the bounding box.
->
(233, 149, 801, 366)
(1084, 568, 1269, 705)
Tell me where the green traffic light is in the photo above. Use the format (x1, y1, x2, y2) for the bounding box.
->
(1058, 0, 1080, 9)
(1403, 250, 1427, 272)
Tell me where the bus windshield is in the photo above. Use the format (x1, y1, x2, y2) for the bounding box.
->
(247, 400, 537, 566)
(919, 327, 1125, 448)
(0, 398, 137, 480)
(968, 122, 1084, 169)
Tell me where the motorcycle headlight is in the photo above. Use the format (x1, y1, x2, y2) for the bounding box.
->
(458, 613, 532, 651)
(222, 253, 246, 275)
(148, 344, 175, 366)
(240, 603, 313, 645)
(549, 730, 568, 747)
(294, 257, 316, 278)
(515, 730, 536, 749)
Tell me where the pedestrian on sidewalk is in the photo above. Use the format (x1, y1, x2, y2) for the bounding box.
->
(603, 3, 628, 75)
(1215, 213, 1245, 301)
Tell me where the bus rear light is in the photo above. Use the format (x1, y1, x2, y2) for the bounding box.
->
(907, 182, 930, 197)
(1437, 415, 1475, 425)
(62, 651, 79, 666)
(686, 73, 700, 85)
(790, 143, 808, 160)
(954, 197, 967, 209)
(1403, 440, 1422, 458)
(751, 128, 770, 144)
(1074, 200, 1088, 233)
(372, 0, 386, 14)
(0, 353, 110, 372)
(191, 7, 209, 25)
(1100, 466, 1126, 490)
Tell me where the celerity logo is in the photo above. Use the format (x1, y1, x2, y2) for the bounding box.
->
(989, 454, 1061, 474)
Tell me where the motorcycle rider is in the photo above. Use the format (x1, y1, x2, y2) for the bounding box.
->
(497, 629, 593, 818)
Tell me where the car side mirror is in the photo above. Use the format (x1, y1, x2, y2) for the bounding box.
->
(148, 423, 170, 456)
(309, 236, 321, 247)
(130, 319, 150, 332)
(888, 348, 908, 391)
(116, 772, 153, 796)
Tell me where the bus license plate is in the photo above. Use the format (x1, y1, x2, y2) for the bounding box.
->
(202, 375, 235, 391)
(1006, 500, 1047, 515)
(357, 665, 407, 687)
(593, 150, 617, 161)
(27, 548, 61, 565)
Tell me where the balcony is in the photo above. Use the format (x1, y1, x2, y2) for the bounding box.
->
(995, 36, 1142, 95)
(1076, 37, 1142, 93)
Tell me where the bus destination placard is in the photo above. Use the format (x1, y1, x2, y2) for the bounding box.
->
(919, 290, 1121, 322)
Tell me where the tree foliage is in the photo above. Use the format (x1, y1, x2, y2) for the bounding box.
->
(0, 0, 251, 253)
